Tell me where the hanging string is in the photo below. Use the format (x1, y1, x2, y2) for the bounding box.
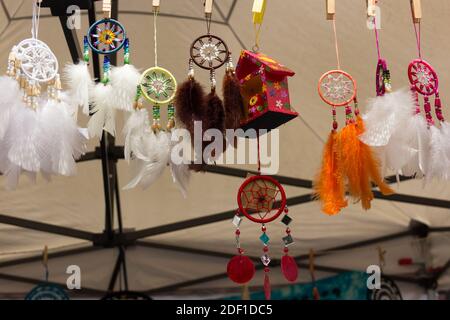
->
(31, 0, 42, 39)
(205, 12, 212, 35)
(256, 133, 261, 175)
(253, 23, 263, 52)
(332, 18, 341, 70)
(373, 16, 381, 60)
(413, 21, 422, 59)
(153, 10, 158, 66)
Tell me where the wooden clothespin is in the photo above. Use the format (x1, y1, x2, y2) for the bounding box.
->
(252, 0, 266, 25)
(367, 0, 377, 17)
(410, 0, 422, 23)
(326, 0, 335, 20)
(153, 0, 160, 13)
(204, 0, 213, 18)
(103, 0, 111, 19)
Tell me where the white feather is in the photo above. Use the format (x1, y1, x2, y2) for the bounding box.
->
(167, 131, 190, 198)
(400, 114, 430, 178)
(109, 64, 140, 111)
(426, 125, 450, 181)
(88, 83, 116, 138)
(122, 108, 149, 162)
(360, 88, 416, 146)
(0, 76, 20, 139)
(63, 61, 94, 115)
(123, 130, 170, 190)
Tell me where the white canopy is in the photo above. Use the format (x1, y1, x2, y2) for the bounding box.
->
(0, 0, 449, 299)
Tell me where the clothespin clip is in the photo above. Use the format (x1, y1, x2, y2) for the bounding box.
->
(42, 245, 49, 282)
(103, 0, 111, 19)
(367, 0, 377, 17)
(204, 0, 213, 18)
(326, 0, 335, 20)
(153, 0, 160, 13)
(410, 0, 422, 23)
(252, 0, 266, 25)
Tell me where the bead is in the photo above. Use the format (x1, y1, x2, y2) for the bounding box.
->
(283, 247, 289, 253)
(235, 229, 240, 235)
(284, 207, 289, 213)
(261, 226, 266, 232)
(332, 121, 338, 130)
(238, 248, 244, 254)
(286, 228, 291, 234)
(264, 267, 270, 273)
(263, 246, 268, 252)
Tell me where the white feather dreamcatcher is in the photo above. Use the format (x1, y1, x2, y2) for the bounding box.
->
(0, 1, 87, 189)
(88, 80, 116, 138)
(122, 7, 190, 195)
(63, 59, 94, 116)
(110, 63, 141, 111)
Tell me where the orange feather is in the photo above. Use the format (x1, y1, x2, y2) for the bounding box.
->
(313, 131, 347, 215)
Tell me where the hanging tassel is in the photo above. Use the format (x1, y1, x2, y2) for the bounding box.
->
(167, 130, 190, 198)
(356, 116, 395, 196)
(109, 64, 141, 111)
(222, 68, 244, 130)
(426, 125, 450, 181)
(123, 107, 149, 162)
(123, 130, 170, 190)
(263, 271, 271, 300)
(313, 131, 347, 215)
(63, 61, 94, 115)
(401, 113, 430, 178)
(312, 286, 320, 300)
(87, 83, 116, 138)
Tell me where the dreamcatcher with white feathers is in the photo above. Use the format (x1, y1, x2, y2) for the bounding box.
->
(122, 2, 190, 197)
(64, 0, 140, 139)
(362, 6, 450, 182)
(0, 0, 87, 189)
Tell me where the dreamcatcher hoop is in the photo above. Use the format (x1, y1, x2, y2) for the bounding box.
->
(318, 69, 357, 107)
(408, 59, 438, 96)
(189, 34, 229, 70)
(237, 175, 286, 224)
(139, 66, 177, 105)
(13, 38, 49, 58)
(20, 43, 58, 82)
(87, 18, 126, 54)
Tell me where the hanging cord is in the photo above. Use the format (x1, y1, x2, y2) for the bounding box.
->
(332, 18, 341, 70)
(205, 11, 212, 35)
(253, 23, 263, 52)
(373, 16, 381, 60)
(413, 21, 422, 59)
(257, 133, 261, 174)
(153, 10, 158, 67)
(31, 0, 42, 39)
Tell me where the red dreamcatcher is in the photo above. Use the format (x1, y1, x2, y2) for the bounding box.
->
(227, 152, 298, 299)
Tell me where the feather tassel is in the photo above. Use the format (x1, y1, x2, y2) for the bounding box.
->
(223, 70, 244, 130)
(88, 83, 116, 138)
(109, 64, 141, 111)
(174, 78, 206, 136)
(123, 108, 149, 162)
(63, 61, 94, 115)
(167, 130, 190, 198)
(313, 131, 347, 215)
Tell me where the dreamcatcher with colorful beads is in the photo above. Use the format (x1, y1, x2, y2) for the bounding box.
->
(227, 154, 298, 299)
(360, 2, 419, 183)
(313, 10, 393, 215)
(64, 0, 140, 139)
(0, 0, 87, 189)
(122, 2, 189, 197)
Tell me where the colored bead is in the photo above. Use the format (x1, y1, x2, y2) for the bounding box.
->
(235, 229, 240, 235)
(332, 121, 338, 130)
(259, 232, 270, 245)
(286, 228, 291, 234)
(261, 225, 266, 232)
(238, 248, 244, 254)
(284, 207, 289, 213)
(283, 247, 289, 253)
(264, 267, 270, 273)
(263, 246, 268, 252)
(281, 214, 292, 226)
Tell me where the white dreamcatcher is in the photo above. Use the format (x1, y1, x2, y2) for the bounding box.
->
(0, 0, 87, 189)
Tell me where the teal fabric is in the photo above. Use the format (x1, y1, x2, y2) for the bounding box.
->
(225, 271, 369, 300)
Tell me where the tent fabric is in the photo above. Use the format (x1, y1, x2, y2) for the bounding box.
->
(0, 0, 449, 298)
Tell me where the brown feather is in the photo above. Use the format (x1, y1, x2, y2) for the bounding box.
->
(174, 78, 206, 135)
(222, 71, 244, 129)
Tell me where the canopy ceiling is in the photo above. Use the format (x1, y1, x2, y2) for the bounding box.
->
(0, 0, 449, 298)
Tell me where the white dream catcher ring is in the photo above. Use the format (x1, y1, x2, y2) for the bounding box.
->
(13, 38, 49, 59)
(20, 43, 58, 82)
